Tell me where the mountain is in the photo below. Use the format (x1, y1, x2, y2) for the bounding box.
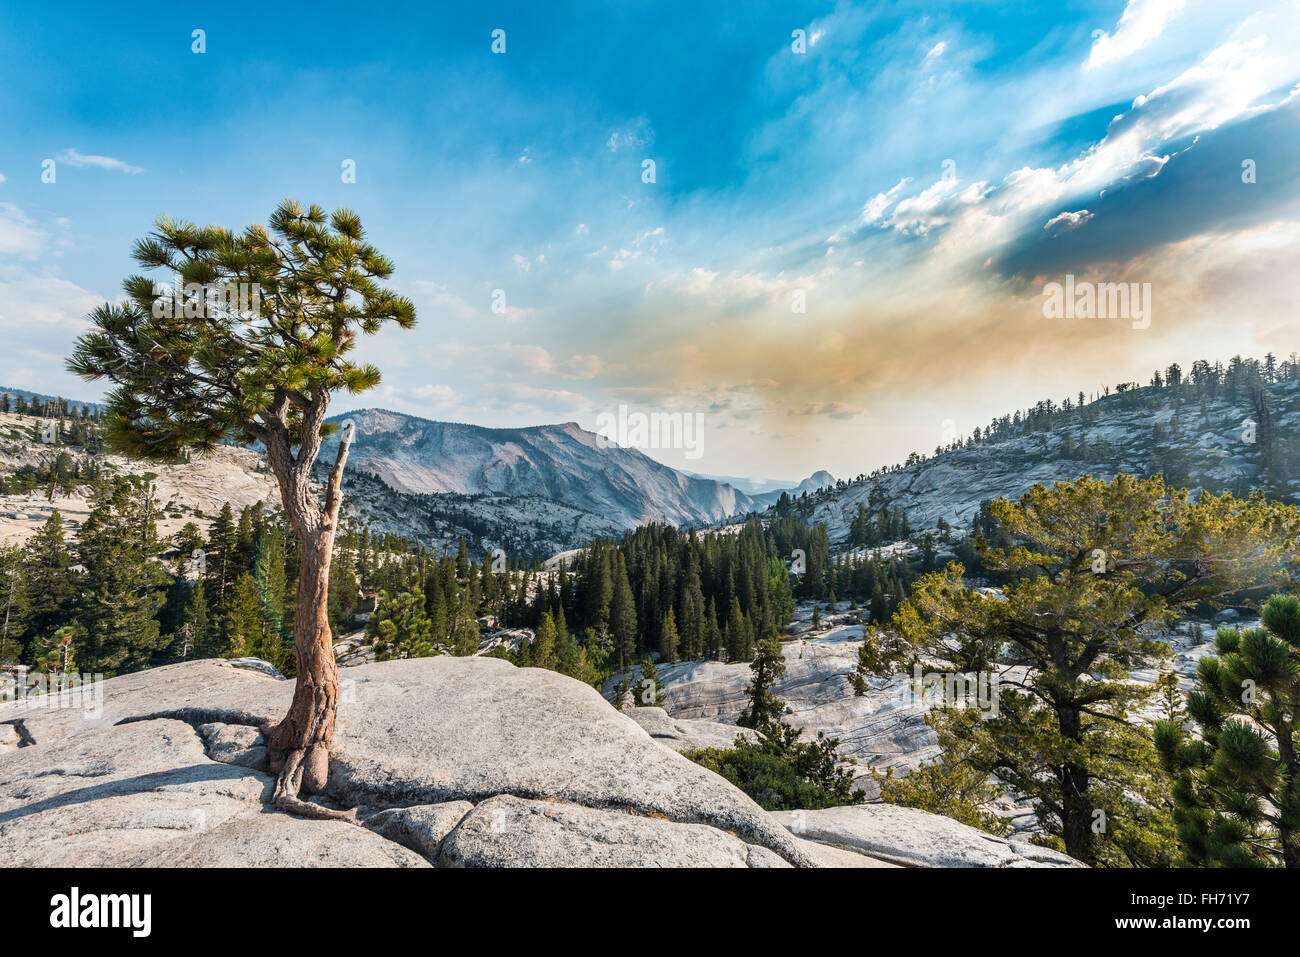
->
(746, 469, 838, 510)
(0, 386, 103, 413)
(687, 468, 837, 505)
(778, 375, 1300, 545)
(322, 408, 757, 529)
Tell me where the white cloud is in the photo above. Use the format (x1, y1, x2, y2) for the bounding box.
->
(859, 178, 911, 225)
(0, 274, 101, 327)
(0, 203, 49, 256)
(1043, 209, 1094, 232)
(410, 383, 456, 403)
(924, 41, 947, 63)
(1086, 0, 1186, 70)
(666, 266, 814, 303)
(494, 343, 556, 375)
(57, 148, 144, 174)
(885, 177, 990, 235)
(869, 12, 1299, 259)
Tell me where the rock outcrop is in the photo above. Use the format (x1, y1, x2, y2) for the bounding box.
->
(604, 620, 937, 800)
(622, 707, 759, 753)
(771, 804, 1084, 868)
(0, 657, 819, 867)
(0, 655, 1085, 867)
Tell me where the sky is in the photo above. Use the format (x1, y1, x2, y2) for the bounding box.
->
(1, 0, 1297, 483)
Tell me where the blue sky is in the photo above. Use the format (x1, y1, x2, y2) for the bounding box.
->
(1, 0, 1297, 480)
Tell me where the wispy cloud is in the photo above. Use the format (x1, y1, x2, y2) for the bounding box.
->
(58, 148, 144, 174)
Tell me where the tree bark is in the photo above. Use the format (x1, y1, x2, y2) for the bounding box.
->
(1056, 703, 1093, 862)
(265, 529, 338, 793)
(261, 418, 354, 820)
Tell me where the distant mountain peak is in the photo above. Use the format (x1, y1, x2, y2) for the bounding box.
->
(325, 408, 755, 528)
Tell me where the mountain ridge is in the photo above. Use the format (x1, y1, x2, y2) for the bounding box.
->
(323, 407, 761, 529)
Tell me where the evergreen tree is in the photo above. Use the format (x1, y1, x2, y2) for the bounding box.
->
(877, 475, 1296, 866)
(635, 655, 667, 706)
(0, 546, 29, 666)
(1157, 594, 1300, 867)
(184, 579, 210, 659)
(658, 606, 679, 662)
(73, 479, 169, 674)
(738, 636, 786, 733)
(30, 625, 78, 674)
(68, 200, 417, 813)
(609, 551, 637, 664)
(452, 614, 480, 657)
(531, 611, 558, 671)
(24, 511, 72, 641)
(370, 589, 434, 661)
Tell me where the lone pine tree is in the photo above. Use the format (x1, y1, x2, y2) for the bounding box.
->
(68, 200, 415, 819)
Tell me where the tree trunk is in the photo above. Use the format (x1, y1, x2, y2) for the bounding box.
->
(1056, 703, 1093, 863)
(264, 528, 338, 795)
(261, 417, 355, 821)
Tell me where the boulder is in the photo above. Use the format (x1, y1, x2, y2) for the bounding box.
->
(130, 811, 429, 867)
(198, 722, 268, 770)
(0, 718, 268, 866)
(363, 801, 474, 859)
(438, 794, 790, 868)
(0, 714, 424, 867)
(321, 657, 816, 864)
(793, 836, 897, 868)
(220, 658, 285, 680)
(622, 707, 758, 752)
(770, 804, 1084, 868)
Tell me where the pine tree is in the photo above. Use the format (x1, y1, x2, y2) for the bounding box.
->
(30, 625, 78, 674)
(24, 511, 72, 640)
(531, 611, 558, 671)
(185, 579, 211, 659)
(609, 552, 637, 664)
(73, 479, 169, 674)
(369, 589, 434, 661)
(68, 200, 417, 815)
(255, 523, 291, 654)
(881, 475, 1297, 866)
(635, 655, 667, 706)
(658, 606, 679, 662)
(452, 614, 479, 657)
(1157, 594, 1300, 867)
(738, 636, 786, 734)
(0, 546, 30, 666)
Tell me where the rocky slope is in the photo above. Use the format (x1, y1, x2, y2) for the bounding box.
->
(0, 410, 280, 546)
(0, 409, 617, 560)
(322, 408, 759, 528)
(789, 381, 1300, 542)
(0, 656, 1080, 867)
(603, 600, 1234, 835)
